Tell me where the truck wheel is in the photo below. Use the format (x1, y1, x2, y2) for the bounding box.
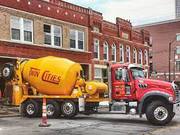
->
(21, 100, 39, 118)
(1, 63, 14, 81)
(61, 101, 77, 118)
(46, 100, 60, 118)
(145, 101, 175, 125)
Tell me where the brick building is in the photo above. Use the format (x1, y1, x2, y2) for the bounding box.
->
(0, 0, 150, 82)
(136, 19, 180, 83)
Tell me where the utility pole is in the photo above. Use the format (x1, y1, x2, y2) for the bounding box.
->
(169, 42, 171, 82)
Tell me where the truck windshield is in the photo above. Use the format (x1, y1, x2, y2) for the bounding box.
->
(131, 68, 145, 79)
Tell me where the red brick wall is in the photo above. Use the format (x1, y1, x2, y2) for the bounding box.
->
(137, 21, 180, 81)
(0, 41, 91, 64)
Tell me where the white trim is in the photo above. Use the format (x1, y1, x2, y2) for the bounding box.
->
(126, 45, 131, 63)
(94, 64, 107, 69)
(93, 38, 100, 60)
(70, 29, 84, 51)
(133, 48, 137, 64)
(144, 49, 148, 65)
(119, 44, 124, 63)
(10, 16, 33, 44)
(112, 44, 116, 62)
(103, 42, 109, 61)
(139, 49, 143, 65)
(44, 24, 62, 47)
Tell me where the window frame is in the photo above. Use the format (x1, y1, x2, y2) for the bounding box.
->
(44, 24, 62, 47)
(144, 49, 148, 65)
(133, 48, 137, 64)
(70, 29, 84, 51)
(120, 44, 124, 63)
(139, 49, 143, 65)
(10, 16, 33, 44)
(94, 38, 100, 60)
(103, 42, 109, 61)
(112, 44, 116, 62)
(126, 45, 131, 63)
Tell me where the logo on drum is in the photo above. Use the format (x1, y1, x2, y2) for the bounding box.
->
(42, 71, 61, 84)
(29, 68, 40, 77)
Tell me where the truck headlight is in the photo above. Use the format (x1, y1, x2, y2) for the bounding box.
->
(168, 96, 174, 102)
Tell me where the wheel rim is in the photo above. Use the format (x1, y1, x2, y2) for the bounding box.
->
(154, 106, 168, 121)
(26, 103, 35, 115)
(63, 102, 74, 115)
(47, 104, 55, 116)
(2, 67, 10, 77)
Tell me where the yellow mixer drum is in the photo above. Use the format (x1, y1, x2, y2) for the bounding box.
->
(21, 56, 82, 95)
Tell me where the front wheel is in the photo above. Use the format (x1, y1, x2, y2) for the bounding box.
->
(145, 101, 175, 125)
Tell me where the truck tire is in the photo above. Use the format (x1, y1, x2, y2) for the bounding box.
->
(61, 101, 77, 118)
(1, 63, 14, 81)
(145, 101, 175, 125)
(46, 100, 60, 118)
(21, 100, 40, 118)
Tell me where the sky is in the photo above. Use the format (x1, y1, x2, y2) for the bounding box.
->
(64, 0, 176, 26)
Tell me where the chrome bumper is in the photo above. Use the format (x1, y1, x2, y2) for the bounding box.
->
(173, 102, 180, 113)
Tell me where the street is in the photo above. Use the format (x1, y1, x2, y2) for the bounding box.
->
(0, 112, 180, 135)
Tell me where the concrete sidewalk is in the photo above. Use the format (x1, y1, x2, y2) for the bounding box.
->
(0, 105, 20, 118)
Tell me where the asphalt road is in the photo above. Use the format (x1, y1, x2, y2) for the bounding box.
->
(0, 112, 180, 135)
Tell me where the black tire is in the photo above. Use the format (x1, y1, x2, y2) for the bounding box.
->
(46, 100, 60, 118)
(61, 101, 77, 118)
(1, 63, 14, 81)
(145, 101, 175, 125)
(21, 99, 40, 118)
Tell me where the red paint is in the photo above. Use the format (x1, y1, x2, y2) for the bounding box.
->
(111, 63, 175, 102)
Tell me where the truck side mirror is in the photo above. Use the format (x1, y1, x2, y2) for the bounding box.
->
(122, 69, 127, 82)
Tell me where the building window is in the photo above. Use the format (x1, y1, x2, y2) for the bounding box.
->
(103, 42, 109, 61)
(112, 44, 116, 62)
(54, 26, 61, 46)
(94, 39, 100, 59)
(138, 49, 143, 64)
(122, 32, 129, 39)
(93, 26, 100, 33)
(133, 48, 137, 63)
(23, 19, 33, 42)
(70, 29, 84, 50)
(44, 24, 62, 47)
(176, 61, 180, 72)
(94, 67, 108, 82)
(94, 68, 102, 81)
(126, 45, 131, 63)
(11, 16, 33, 43)
(144, 49, 148, 65)
(120, 44, 124, 63)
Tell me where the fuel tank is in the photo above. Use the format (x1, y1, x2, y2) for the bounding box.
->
(85, 81, 108, 95)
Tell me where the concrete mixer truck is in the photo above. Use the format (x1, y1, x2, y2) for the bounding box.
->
(1, 56, 180, 125)
(0, 56, 108, 118)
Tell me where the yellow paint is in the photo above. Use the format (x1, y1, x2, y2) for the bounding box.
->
(10, 56, 108, 106)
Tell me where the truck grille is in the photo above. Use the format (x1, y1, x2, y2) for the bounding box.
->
(173, 83, 180, 102)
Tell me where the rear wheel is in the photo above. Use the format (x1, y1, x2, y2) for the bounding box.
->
(46, 100, 60, 118)
(61, 101, 77, 118)
(21, 99, 40, 118)
(145, 101, 175, 125)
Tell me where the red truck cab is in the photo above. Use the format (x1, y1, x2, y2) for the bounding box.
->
(109, 63, 180, 125)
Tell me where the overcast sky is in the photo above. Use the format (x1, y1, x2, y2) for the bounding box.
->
(64, 0, 176, 26)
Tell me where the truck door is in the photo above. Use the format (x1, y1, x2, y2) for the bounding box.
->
(112, 67, 132, 100)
